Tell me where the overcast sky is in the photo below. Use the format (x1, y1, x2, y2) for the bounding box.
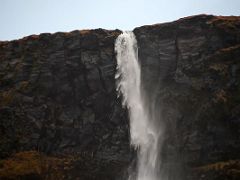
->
(1, 0, 240, 40)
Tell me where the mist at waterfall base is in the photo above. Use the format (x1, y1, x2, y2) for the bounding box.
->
(115, 31, 165, 180)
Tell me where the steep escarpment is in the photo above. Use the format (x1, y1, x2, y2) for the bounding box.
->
(0, 15, 240, 180)
(134, 15, 240, 179)
(0, 29, 131, 179)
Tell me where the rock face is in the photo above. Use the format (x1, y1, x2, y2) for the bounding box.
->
(134, 15, 240, 179)
(0, 15, 240, 180)
(0, 29, 131, 179)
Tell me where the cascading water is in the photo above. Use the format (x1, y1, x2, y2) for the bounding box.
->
(115, 31, 162, 180)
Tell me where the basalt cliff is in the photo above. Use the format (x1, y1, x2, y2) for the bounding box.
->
(0, 15, 240, 180)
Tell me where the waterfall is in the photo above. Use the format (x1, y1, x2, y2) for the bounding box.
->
(115, 31, 162, 180)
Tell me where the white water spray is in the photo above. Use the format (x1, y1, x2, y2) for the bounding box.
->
(115, 31, 161, 180)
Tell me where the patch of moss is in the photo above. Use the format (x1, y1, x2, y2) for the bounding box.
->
(0, 151, 77, 180)
(17, 81, 29, 92)
(209, 63, 228, 76)
(214, 89, 228, 103)
(0, 88, 16, 107)
(79, 30, 91, 35)
(195, 160, 240, 179)
(207, 16, 240, 32)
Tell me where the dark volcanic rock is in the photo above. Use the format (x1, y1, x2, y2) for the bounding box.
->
(0, 29, 131, 179)
(0, 15, 240, 180)
(134, 15, 240, 179)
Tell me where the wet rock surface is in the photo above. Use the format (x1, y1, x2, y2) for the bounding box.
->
(0, 15, 240, 179)
(134, 15, 240, 179)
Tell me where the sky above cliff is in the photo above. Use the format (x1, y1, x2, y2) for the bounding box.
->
(1, 0, 240, 40)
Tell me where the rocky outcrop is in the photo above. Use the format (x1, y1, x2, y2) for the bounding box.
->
(0, 15, 240, 180)
(0, 29, 131, 179)
(134, 15, 240, 179)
